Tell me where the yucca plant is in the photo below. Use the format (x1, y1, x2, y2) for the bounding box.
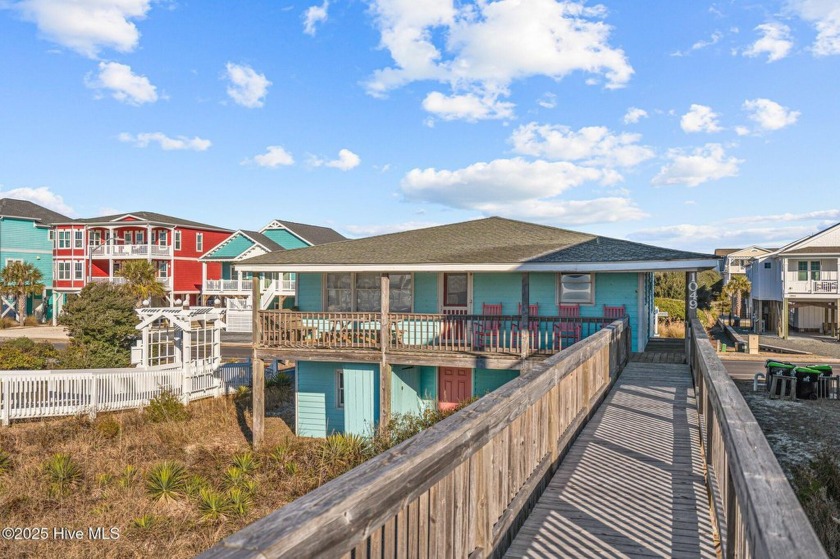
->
(185, 474, 209, 498)
(44, 453, 82, 495)
(223, 466, 247, 489)
(0, 450, 11, 475)
(132, 514, 155, 529)
(269, 443, 290, 464)
(197, 487, 229, 521)
(231, 451, 258, 475)
(118, 464, 138, 488)
(227, 487, 251, 518)
(96, 473, 113, 488)
(146, 461, 187, 501)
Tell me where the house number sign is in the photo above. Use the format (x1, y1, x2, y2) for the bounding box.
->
(688, 280, 698, 310)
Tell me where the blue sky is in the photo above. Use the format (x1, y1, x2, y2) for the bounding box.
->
(1, 0, 839, 253)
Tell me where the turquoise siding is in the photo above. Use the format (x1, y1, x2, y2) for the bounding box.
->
(221, 263, 233, 280)
(296, 361, 379, 437)
(263, 229, 309, 249)
(474, 368, 519, 396)
(413, 272, 438, 313)
(392, 367, 424, 415)
(203, 233, 254, 260)
(297, 273, 322, 311)
(0, 218, 54, 284)
(418, 366, 437, 405)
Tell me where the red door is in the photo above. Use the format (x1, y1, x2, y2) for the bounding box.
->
(438, 367, 472, 411)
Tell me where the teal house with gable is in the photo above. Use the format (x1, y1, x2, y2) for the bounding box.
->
(0, 198, 69, 321)
(238, 217, 718, 437)
(200, 220, 345, 331)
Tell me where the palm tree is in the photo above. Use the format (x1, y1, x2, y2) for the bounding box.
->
(722, 275, 751, 321)
(0, 261, 44, 326)
(117, 260, 167, 306)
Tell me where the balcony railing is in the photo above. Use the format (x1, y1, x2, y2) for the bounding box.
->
(89, 244, 172, 258)
(203, 278, 296, 295)
(785, 271, 839, 294)
(257, 311, 617, 356)
(87, 276, 171, 289)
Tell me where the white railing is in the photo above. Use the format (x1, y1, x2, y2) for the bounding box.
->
(87, 276, 170, 289)
(204, 279, 254, 293)
(89, 244, 172, 258)
(785, 270, 839, 294)
(0, 359, 286, 426)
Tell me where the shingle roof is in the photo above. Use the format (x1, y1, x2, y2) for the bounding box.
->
(242, 230, 283, 252)
(782, 246, 840, 255)
(0, 198, 70, 224)
(63, 211, 231, 232)
(241, 217, 716, 267)
(273, 220, 346, 245)
(714, 248, 739, 257)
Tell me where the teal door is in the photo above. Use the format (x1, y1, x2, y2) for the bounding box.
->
(343, 368, 375, 435)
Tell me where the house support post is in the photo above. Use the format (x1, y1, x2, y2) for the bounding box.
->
(379, 274, 391, 428)
(782, 298, 789, 340)
(521, 273, 530, 359)
(251, 279, 265, 451)
(685, 271, 698, 363)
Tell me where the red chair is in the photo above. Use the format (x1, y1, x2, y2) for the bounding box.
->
(474, 303, 503, 349)
(603, 305, 626, 319)
(554, 304, 581, 349)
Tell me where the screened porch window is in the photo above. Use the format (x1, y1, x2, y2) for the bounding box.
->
(443, 273, 468, 307)
(559, 273, 594, 304)
(325, 273, 413, 312)
(797, 261, 821, 281)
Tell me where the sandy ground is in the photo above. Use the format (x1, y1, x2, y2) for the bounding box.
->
(735, 379, 840, 479)
(0, 325, 69, 341)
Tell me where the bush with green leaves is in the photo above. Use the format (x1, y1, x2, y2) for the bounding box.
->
(144, 390, 190, 423)
(231, 451, 258, 475)
(197, 487, 229, 521)
(146, 460, 187, 501)
(43, 453, 82, 495)
(0, 337, 59, 370)
(132, 514, 156, 529)
(227, 487, 251, 518)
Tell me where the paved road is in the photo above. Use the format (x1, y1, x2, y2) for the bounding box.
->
(720, 359, 767, 380)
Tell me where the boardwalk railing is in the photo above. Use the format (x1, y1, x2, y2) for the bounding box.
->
(200, 318, 630, 559)
(259, 310, 616, 356)
(0, 358, 262, 426)
(688, 318, 827, 559)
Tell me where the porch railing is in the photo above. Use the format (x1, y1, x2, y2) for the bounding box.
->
(258, 311, 618, 356)
(785, 270, 839, 294)
(204, 278, 296, 296)
(688, 318, 827, 558)
(89, 243, 172, 258)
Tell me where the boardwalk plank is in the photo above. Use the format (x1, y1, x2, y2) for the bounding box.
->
(504, 360, 716, 559)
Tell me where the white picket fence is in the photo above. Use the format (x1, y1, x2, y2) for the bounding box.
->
(0, 359, 267, 426)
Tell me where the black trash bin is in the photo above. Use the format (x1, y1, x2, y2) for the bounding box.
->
(765, 359, 796, 393)
(794, 366, 823, 400)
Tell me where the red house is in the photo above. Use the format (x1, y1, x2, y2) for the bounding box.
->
(51, 212, 232, 315)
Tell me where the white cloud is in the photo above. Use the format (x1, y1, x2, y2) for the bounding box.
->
(118, 132, 211, 151)
(671, 31, 723, 56)
(652, 143, 743, 187)
(723, 209, 840, 224)
(422, 90, 514, 121)
(224, 62, 271, 108)
(0, 186, 74, 216)
(629, 222, 817, 250)
(787, 0, 840, 56)
(735, 125, 751, 136)
(243, 146, 295, 168)
(743, 98, 800, 131)
(366, 0, 632, 120)
(475, 197, 648, 225)
(85, 61, 157, 105)
(743, 22, 793, 62)
(510, 123, 655, 168)
(680, 104, 722, 133)
(303, 1, 329, 36)
(310, 149, 361, 171)
(623, 107, 648, 124)
(13, 0, 151, 58)
(538, 92, 557, 109)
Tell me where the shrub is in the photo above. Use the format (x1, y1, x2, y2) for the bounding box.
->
(197, 488, 229, 521)
(146, 461, 187, 501)
(792, 450, 840, 557)
(185, 474, 209, 498)
(231, 451, 258, 475)
(0, 449, 11, 474)
(0, 337, 59, 370)
(145, 390, 190, 423)
(23, 316, 39, 327)
(43, 453, 82, 495)
(227, 487, 251, 518)
(655, 298, 685, 322)
(95, 417, 121, 439)
(223, 466, 247, 490)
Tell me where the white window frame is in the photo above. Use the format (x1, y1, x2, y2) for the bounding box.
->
(57, 261, 71, 281)
(336, 370, 344, 408)
(88, 230, 101, 247)
(174, 230, 182, 251)
(196, 232, 203, 252)
(73, 261, 84, 280)
(157, 230, 168, 247)
(5, 258, 23, 266)
(156, 261, 168, 278)
(136, 231, 145, 244)
(48, 230, 54, 241)
(557, 273, 595, 306)
(123, 231, 132, 245)
(58, 230, 71, 249)
(323, 272, 413, 312)
(74, 230, 84, 249)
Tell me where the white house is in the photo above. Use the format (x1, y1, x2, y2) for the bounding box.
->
(746, 223, 840, 336)
(715, 246, 775, 285)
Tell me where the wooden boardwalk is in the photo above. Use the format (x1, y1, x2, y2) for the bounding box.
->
(504, 360, 717, 559)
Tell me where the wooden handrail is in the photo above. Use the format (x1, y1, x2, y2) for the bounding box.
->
(688, 318, 827, 559)
(199, 318, 630, 558)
